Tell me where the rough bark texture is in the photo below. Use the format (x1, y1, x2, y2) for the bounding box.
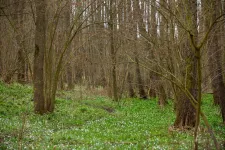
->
(174, 0, 198, 128)
(174, 91, 196, 128)
(33, 0, 47, 114)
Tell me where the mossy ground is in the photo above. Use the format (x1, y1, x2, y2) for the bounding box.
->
(0, 82, 224, 149)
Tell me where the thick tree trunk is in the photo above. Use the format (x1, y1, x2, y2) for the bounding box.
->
(174, 91, 196, 128)
(174, 54, 197, 128)
(174, 0, 198, 128)
(33, 0, 47, 114)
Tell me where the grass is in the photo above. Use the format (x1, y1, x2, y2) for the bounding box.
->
(0, 82, 224, 149)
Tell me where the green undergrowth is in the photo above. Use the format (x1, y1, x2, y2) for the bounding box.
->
(0, 82, 224, 149)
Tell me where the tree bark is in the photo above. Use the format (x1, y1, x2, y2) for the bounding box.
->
(109, 0, 118, 101)
(174, 0, 198, 128)
(0, 50, 2, 78)
(18, 48, 26, 84)
(135, 55, 147, 99)
(149, 0, 157, 98)
(0, 11, 2, 78)
(133, 0, 148, 99)
(158, 84, 168, 107)
(64, 1, 73, 90)
(15, 0, 26, 84)
(67, 63, 73, 90)
(127, 72, 136, 98)
(33, 0, 47, 114)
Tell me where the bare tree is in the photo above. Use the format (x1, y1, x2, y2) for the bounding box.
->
(33, 0, 47, 114)
(173, 0, 198, 129)
(133, 0, 148, 99)
(109, 0, 118, 101)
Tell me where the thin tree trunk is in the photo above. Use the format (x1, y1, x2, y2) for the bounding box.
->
(0, 55, 1, 78)
(16, 0, 26, 84)
(33, 0, 47, 114)
(133, 0, 147, 99)
(135, 55, 147, 99)
(67, 63, 73, 89)
(0, 1, 3, 79)
(109, 0, 118, 101)
(65, 1, 73, 90)
(127, 72, 136, 98)
(149, 0, 157, 98)
(18, 49, 26, 84)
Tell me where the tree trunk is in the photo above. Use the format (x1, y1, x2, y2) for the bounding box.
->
(18, 49, 26, 84)
(135, 55, 147, 99)
(174, 0, 198, 128)
(109, 0, 118, 101)
(132, 0, 147, 100)
(127, 72, 136, 98)
(174, 92, 196, 128)
(0, 1, 3, 79)
(64, 1, 73, 90)
(0, 51, 2, 79)
(148, 0, 157, 98)
(33, 0, 47, 114)
(15, 0, 26, 84)
(205, 0, 225, 123)
(67, 63, 74, 90)
(158, 84, 168, 107)
(0, 34, 2, 79)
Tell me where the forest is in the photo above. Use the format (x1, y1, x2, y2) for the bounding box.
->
(0, 0, 225, 149)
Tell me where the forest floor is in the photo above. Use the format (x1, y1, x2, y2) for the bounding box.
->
(0, 82, 225, 150)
